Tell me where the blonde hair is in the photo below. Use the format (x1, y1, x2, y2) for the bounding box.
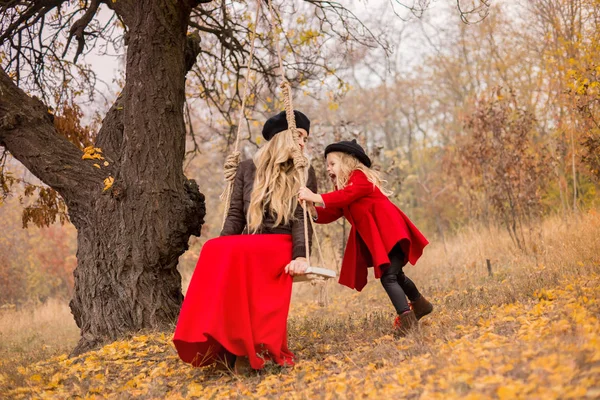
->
(247, 129, 306, 232)
(328, 151, 393, 196)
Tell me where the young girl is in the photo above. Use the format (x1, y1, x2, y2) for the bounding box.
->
(298, 139, 432, 335)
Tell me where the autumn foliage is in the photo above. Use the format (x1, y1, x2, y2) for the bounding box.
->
(456, 90, 551, 249)
(1, 210, 599, 398)
(0, 197, 76, 305)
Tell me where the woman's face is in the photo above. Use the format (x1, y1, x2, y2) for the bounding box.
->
(297, 128, 308, 151)
(326, 153, 342, 181)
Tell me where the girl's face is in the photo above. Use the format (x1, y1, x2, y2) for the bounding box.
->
(326, 153, 342, 181)
(297, 129, 308, 151)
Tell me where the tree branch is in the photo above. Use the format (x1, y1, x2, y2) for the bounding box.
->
(0, 1, 66, 44)
(62, 0, 101, 63)
(0, 69, 106, 221)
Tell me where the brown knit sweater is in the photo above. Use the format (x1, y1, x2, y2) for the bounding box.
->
(220, 159, 318, 259)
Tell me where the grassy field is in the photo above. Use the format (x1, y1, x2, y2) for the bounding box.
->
(1, 210, 599, 399)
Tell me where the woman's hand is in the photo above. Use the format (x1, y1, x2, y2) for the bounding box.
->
(285, 257, 309, 276)
(299, 187, 323, 204)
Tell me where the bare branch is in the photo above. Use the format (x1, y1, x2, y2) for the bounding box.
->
(0, 1, 67, 41)
(456, 0, 491, 24)
(62, 0, 102, 63)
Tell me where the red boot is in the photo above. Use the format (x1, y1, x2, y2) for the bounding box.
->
(393, 310, 418, 337)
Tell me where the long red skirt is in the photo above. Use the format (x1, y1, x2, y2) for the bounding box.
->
(173, 234, 295, 369)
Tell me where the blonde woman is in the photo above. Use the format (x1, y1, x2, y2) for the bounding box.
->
(173, 110, 317, 373)
(298, 139, 432, 336)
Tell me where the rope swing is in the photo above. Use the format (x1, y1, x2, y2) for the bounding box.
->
(219, 0, 336, 302)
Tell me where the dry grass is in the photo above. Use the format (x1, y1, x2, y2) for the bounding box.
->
(290, 209, 600, 328)
(0, 299, 79, 388)
(1, 210, 599, 398)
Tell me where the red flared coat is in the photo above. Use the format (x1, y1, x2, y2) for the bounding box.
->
(316, 170, 429, 291)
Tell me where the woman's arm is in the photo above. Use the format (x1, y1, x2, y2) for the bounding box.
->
(220, 164, 247, 236)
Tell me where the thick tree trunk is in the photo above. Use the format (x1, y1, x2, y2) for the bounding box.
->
(68, 1, 205, 355)
(1, 0, 206, 356)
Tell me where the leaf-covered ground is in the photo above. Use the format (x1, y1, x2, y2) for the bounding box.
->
(3, 269, 599, 399)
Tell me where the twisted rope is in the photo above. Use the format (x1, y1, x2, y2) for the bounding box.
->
(221, 1, 261, 228)
(266, 0, 313, 264)
(267, 2, 330, 303)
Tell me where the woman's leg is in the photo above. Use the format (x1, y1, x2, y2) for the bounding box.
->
(214, 349, 237, 371)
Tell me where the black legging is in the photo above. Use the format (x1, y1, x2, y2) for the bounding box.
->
(380, 243, 421, 315)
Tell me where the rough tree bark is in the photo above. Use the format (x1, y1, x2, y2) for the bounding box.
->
(0, 0, 206, 355)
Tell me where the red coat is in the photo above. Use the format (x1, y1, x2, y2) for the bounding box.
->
(316, 170, 429, 291)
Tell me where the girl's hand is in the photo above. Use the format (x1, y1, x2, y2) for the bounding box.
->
(298, 186, 314, 201)
(285, 257, 309, 276)
(299, 187, 322, 203)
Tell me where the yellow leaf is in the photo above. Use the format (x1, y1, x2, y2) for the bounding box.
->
(103, 176, 114, 191)
(93, 164, 100, 169)
(187, 382, 203, 397)
(497, 385, 518, 399)
(82, 146, 105, 160)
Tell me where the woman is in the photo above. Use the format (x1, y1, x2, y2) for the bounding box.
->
(173, 110, 317, 372)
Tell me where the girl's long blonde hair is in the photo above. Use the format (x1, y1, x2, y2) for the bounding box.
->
(329, 151, 393, 196)
(247, 129, 306, 232)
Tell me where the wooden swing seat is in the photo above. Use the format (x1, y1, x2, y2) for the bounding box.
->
(293, 266, 337, 283)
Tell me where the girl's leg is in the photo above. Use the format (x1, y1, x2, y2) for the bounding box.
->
(380, 257, 411, 315)
(381, 253, 418, 335)
(388, 243, 433, 320)
(388, 243, 422, 302)
(397, 269, 421, 302)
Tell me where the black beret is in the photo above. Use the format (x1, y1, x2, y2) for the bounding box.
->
(324, 139, 372, 168)
(262, 110, 310, 141)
